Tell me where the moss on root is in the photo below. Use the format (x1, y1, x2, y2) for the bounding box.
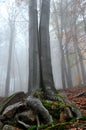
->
(28, 122, 69, 130)
(42, 99, 71, 120)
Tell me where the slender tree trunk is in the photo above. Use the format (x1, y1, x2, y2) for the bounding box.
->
(80, 7, 86, 34)
(72, 17, 81, 85)
(83, 15, 86, 34)
(64, 32, 73, 87)
(71, 0, 86, 85)
(5, 24, 14, 96)
(52, 0, 68, 88)
(63, 0, 73, 87)
(28, 0, 40, 94)
(73, 22, 86, 85)
(15, 51, 22, 90)
(65, 45, 73, 87)
(59, 41, 66, 88)
(59, 0, 67, 88)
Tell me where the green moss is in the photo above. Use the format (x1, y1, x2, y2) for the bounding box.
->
(55, 93, 65, 99)
(42, 101, 52, 109)
(28, 115, 86, 130)
(28, 125, 37, 130)
(57, 101, 70, 109)
(42, 99, 72, 122)
(0, 93, 19, 113)
(38, 122, 67, 130)
(48, 124, 66, 130)
(33, 88, 43, 98)
(42, 100, 61, 120)
(38, 124, 49, 129)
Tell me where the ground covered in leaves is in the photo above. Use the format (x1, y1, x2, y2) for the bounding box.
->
(62, 86, 86, 116)
(0, 86, 86, 130)
(59, 86, 86, 130)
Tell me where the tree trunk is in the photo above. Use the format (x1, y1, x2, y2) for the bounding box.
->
(28, 0, 40, 94)
(63, 0, 73, 87)
(5, 23, 14, 97)
(39, 0, 56, 96)
(59, 0, 67, 88)
(72, 0, 86, 85)
(66, 45, 73, 87)
(52, 0, 67, 88)
(60, 42, 67, 88)
(82, 14, 86, 34)
(73, 21, 86, 85)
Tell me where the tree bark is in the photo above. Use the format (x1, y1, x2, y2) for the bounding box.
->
(39, 0, 56, 95)
(28, 0, 40, 94)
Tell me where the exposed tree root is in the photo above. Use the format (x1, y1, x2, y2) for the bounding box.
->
(0, 90, 83, 130)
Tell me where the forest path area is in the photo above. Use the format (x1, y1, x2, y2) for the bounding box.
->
(60, 86, 86, 115)
(57, 86, 86, 129)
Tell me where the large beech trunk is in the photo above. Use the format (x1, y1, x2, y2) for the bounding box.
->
(29, 0, 40, 94)
(39, 0, 56, 95)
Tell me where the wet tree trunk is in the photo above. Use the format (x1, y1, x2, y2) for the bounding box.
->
(28, 0, 40, 94)
(39, 0, 56, 96)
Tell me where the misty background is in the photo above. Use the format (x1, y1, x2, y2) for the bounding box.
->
(0, 0, 86, 96)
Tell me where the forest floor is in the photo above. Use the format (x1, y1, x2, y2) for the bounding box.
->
(0, 86, 86, 130)
(61, 85, 86, 116)
(59, 86, 86, 130)
(0, 86, 86, 115)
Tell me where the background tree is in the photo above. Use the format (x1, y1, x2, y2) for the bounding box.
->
(52, 0, 67, 88)
(71, 0, 86, 85)
(5, 20, 15, 96)
(51, 0, 86, 87)
(5, 5, 16, 96)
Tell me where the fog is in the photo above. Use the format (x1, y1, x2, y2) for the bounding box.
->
(0, 0, 86, 96)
